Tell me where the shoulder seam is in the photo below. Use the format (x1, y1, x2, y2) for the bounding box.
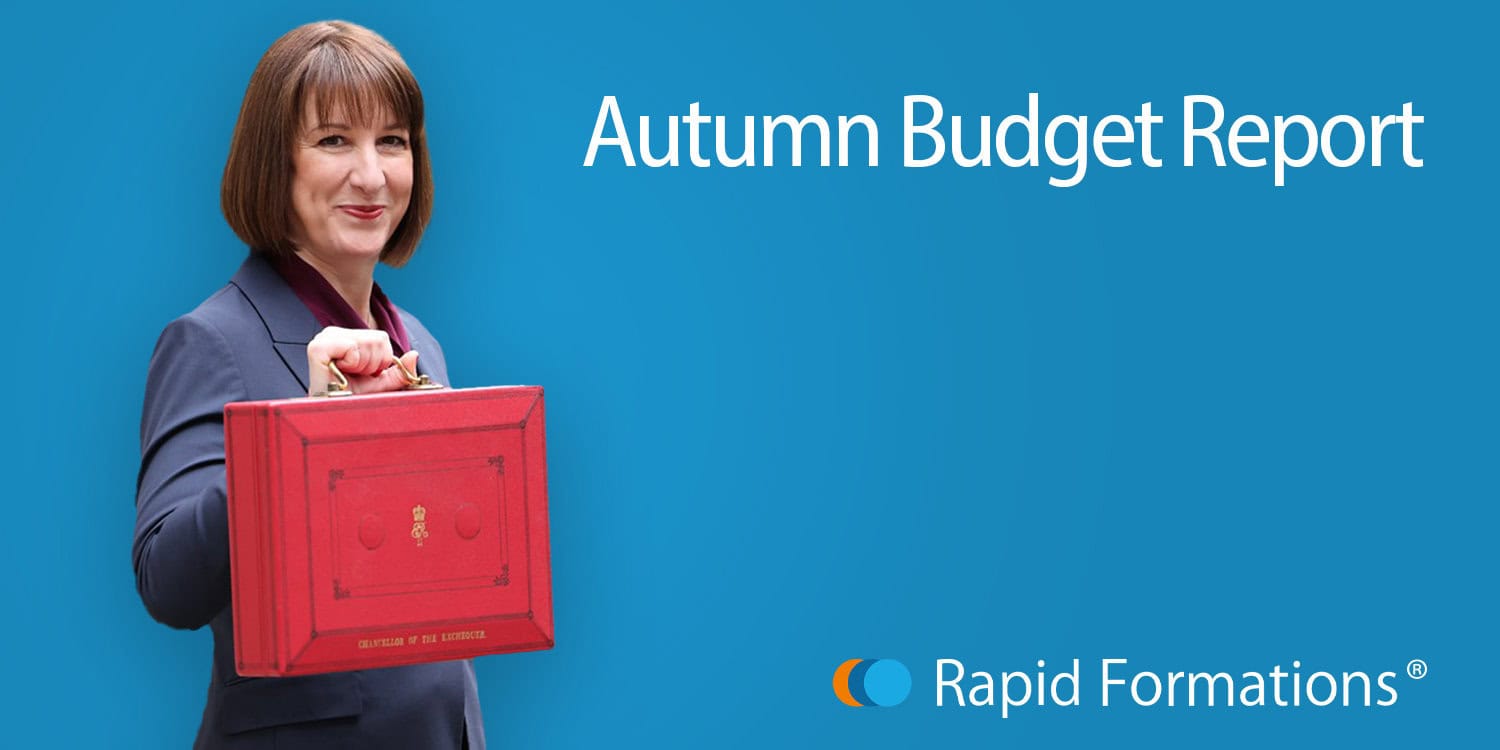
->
(192, 314, 251, 405)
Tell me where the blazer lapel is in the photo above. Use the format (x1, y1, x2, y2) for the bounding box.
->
(229, 254, 322, 393)
(400, 312, 434, 382)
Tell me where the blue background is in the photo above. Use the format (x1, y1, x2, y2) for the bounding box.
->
(1, 1, 1491, 746)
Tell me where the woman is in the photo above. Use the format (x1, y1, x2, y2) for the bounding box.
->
(133, 21, 484, 749)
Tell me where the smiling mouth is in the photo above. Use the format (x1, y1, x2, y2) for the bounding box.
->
(339, 205, 384, 220)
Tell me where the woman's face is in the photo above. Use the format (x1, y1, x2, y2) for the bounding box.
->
(288, 98, 413, 266)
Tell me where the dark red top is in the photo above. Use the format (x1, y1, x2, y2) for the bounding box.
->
(270, 252, 413, 354)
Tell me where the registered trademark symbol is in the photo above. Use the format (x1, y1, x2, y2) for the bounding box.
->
(1406, 659, 1427, 680)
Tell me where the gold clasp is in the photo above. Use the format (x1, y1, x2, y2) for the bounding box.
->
(322, 360, 354, 397)
(391, 355, 443, 390)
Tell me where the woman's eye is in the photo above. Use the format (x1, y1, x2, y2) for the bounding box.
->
(379, 135, 408, 148)
(317, 135, 347, 147)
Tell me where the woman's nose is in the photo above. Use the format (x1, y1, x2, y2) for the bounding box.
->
(347, 143, 386, 193)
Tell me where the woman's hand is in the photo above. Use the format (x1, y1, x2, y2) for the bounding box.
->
(305, 326, 420, 396)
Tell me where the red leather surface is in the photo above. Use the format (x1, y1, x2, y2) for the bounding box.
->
(224, 386, 553, 676)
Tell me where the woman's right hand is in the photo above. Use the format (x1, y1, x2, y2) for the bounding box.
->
(305, 326, 420, 396)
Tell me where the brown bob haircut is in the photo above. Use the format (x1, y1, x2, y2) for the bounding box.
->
(221, 21, 432, 267)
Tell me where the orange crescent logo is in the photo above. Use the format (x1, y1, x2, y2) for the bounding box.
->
(833, 658, 864, 707)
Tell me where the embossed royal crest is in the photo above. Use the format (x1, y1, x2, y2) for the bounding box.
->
(411, 504, 429, 547)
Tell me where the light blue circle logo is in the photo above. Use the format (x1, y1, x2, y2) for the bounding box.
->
(833, 658, 912, 707)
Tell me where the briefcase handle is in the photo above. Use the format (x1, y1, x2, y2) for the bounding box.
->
(318, 355, 444, 397)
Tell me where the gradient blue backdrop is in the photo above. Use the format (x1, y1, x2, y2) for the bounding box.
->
(1, 1, 1491, 747)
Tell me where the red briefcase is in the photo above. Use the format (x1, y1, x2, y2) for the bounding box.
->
(223, 373, 552, 677)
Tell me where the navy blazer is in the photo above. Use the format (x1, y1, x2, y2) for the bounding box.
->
(134, 254, 485, 750)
